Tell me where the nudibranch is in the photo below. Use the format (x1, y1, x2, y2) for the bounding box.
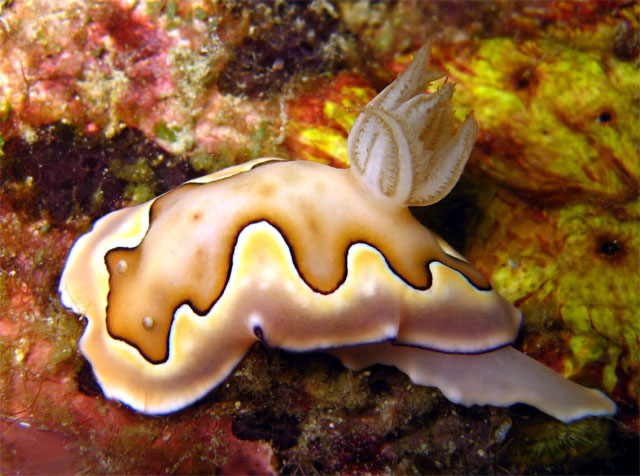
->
(59, 44, 615, 422)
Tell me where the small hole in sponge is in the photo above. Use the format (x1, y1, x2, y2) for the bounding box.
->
(600, 239, 621, 256)
(595, 234, 626, 264)
(598, 110, 614, 124)
(511, 66, 537, 91)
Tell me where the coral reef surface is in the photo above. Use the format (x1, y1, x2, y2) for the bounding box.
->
(1, 0, 638, 474)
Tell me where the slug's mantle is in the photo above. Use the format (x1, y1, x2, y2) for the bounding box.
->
(58, 44, 615, 422)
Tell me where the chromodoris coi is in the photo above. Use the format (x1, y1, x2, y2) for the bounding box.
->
(59, 44, 616, 422)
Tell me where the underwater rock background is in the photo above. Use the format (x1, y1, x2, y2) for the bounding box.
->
(0, 0, 638, 474)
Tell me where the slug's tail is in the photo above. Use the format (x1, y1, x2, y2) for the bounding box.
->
(330, 343, 616, 423)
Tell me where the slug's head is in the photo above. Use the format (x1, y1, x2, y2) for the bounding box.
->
(347, 44, 478, 207)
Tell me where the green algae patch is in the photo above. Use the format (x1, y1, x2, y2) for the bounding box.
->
(446, 27, 639, 423)
(505, 416, 612, 473)
(554, 201, 639, 368)
(152, 121, 179, 143)
(466, 191, 638, 410)
(444, 35, 639, 202)
(188, 150, 233, 175)
(32, 303, 84, 371)
(109, 157, 156, 205)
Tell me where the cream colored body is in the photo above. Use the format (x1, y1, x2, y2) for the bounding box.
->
(59, 44, 616, 421)
(60, 159, 520, 414)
